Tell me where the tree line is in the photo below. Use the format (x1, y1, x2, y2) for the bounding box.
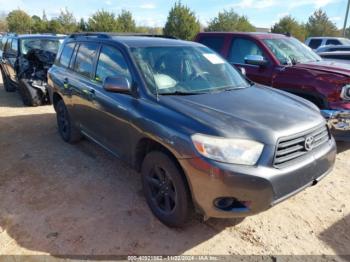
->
(0, 2, 348, 41)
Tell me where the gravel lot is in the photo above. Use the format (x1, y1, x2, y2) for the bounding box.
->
(0, 74, 349, 258)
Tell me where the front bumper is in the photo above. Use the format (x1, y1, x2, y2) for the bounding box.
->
(321, 110, 350, 141)
(179, 137, 336, 219)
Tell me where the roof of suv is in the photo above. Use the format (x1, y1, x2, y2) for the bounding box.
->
(16, 34, 66, 39)
(67, 33, 201, 48)
(197, 32, 287, 40)
(306, 37, 348, 40)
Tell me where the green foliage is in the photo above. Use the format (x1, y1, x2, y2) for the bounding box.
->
(206, 9, 255, 32)
(136, 26, 163, 34)
(271, 15, 306, 41)
(57, 8, 77, 34)
(6, 9, 32, 33)
(31, 15, 47, 33)
(116, 10, 136, 32)
(0, 19, 8, 32)
(163, 1, 200, 40)
(79, 18, 87, 32)
(47, 19, 63, 34)
(88, 10, 117, 32)
(305, 9, 339, 37)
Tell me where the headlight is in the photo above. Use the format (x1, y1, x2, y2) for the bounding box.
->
(340, 85, 350, 100)
(191, 134, 264, 166)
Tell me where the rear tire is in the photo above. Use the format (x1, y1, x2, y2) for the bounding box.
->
(56, 99, 82, 144)
(18, 79, 43, 106)
(141, 151, 192, 227)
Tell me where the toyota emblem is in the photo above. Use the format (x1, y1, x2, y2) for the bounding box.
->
(304, 136, 314, 151)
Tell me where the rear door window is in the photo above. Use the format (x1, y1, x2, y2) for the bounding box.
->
(308, 39, 322, 49)
(59, 42, 75, 68)
(95, 45, 131, 83)
(73, 43, 99, 78)
(228, 38, 265, 64)
(198, 36, 225, 53)
(326, 39, 341, 46)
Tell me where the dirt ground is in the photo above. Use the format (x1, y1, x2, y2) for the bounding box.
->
(0, 74, 349, 258)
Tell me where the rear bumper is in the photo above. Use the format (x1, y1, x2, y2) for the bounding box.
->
(179, 137, 336, 219)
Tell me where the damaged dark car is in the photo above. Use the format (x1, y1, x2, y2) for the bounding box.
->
(0, 34, 65, 106)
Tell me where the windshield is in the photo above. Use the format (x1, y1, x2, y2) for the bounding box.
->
(264, 38, 322, 65)
(130, 46, 249, 95)
(20, 38, 64, 55)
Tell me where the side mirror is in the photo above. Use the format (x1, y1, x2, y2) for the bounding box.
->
(103, 76, 131, 94)
(244, 55, 268, 67)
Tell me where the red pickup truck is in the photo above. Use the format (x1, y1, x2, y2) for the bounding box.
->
(195, 32, 350, 140)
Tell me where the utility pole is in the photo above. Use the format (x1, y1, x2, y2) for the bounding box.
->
(343, 0, 350, 37)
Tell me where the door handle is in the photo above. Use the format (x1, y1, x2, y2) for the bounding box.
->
(82, 88, 96, 100)
(63, 78, 69, 89)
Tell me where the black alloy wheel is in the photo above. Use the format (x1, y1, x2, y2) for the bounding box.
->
(56, 99, 82, 143)
(141, 151, 192, 227)
(146, 165, 177, 214)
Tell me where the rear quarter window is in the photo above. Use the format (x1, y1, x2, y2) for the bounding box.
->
(59, 42, 76, 68)
(198, 36, 225, 53)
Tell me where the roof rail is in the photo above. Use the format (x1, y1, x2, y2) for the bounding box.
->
(68, 32, 112, 39)
(68, 32, 177, 40)
(3, 32, 17, 36)
(110, 33, 177, 39)
(38, 33, 66, 36)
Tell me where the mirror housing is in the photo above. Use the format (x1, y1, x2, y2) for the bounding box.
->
(103, 76, 131, 94)
(244, 55, 268, 67)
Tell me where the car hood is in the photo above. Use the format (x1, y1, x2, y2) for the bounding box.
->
(294, 60, 350, 77)
(159, 85, 325, 144)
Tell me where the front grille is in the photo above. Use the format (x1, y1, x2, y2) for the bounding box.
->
(274, 125, 330, 168)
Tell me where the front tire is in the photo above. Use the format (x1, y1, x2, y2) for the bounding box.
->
(141, 151, 192, 227)
(56, 99, 82, 144)
(18, 79, 43, 106)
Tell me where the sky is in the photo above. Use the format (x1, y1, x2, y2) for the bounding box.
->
(0, 0, 349, 29)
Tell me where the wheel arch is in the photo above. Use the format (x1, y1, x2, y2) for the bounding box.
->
(134, 136, 195, 212)
(134, 137, 180, 172)
(52, 92, 63, 111)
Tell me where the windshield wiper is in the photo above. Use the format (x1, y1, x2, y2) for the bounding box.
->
(159, 91, 207, 96)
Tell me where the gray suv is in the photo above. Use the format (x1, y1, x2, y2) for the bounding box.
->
(47, 33, 336, 227)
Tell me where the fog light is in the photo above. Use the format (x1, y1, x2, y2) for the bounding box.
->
(214, 197, 250, 212)
(215, 198, 235, 210)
